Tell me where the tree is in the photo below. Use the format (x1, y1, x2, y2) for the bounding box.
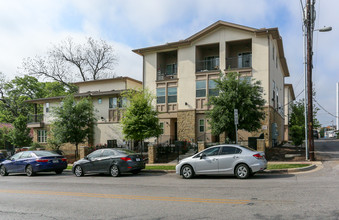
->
(121, 89, 162, 150)
(22, 37, 118, 89)
(0, 75, 68, 123)
(8, 115, 32, 147)
(0, 126, 11, 149)
(289, 98, 321, 146)
(51, 94, 96, 159)
(207, 72, 266, 142)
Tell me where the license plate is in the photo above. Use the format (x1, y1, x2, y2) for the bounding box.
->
(53, 159, 59, 163)
(136, 158, 140, 162)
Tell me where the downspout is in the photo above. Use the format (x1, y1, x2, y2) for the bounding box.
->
(267, 33, 271, 148)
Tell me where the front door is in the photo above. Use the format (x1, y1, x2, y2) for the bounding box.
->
(194, 147, 220, 174)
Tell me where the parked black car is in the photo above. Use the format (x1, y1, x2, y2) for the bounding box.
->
(72, 148, 145, 177)
(313, 130, 319, 139)
(0, 153, 6, 163)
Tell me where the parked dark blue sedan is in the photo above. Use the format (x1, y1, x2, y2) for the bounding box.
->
(0, 153, 6, 163)
(0, 151, 67, 176)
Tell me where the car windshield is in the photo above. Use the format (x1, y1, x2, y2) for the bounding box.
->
(116, 149, 136, 155)
(33, 151, 59, 157)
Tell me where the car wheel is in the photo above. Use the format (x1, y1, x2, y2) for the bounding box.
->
(55, 169, 63, 175)
(235, 164, 250, 179)
(0, 165, 8, 176)
(74, 165, 84, 177)
(110, 165, 120, 177)
(26, 165, 35, 177)
(181, 165, 194, 179)
(131, 169, 141, 175)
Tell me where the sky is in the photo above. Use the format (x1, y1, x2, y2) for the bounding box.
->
(0, 0, 338, 127)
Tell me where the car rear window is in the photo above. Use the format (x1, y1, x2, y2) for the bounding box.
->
(33, 151, 59, 157)
(116, 149, 136, 155)
(240, 146, 256, 152)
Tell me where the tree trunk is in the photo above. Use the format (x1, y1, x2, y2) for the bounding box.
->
(75, 143, 79, 161)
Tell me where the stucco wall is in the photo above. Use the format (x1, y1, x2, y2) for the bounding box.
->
(78, 80, 126, 93)
(93, 123, 124, 146)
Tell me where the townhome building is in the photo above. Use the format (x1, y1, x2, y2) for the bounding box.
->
(284, 84, 296, 141)
(133, 20, 292, 148)
(26, 77, 142, 149)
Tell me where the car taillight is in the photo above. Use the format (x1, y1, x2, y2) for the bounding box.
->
(253, 154, 263, 159)
(36, 159, 49, 162)
(120, 157, 132, 162)
(61, 158, 67, 162)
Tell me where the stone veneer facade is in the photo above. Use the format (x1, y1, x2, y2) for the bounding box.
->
(177, 110, 196, 141)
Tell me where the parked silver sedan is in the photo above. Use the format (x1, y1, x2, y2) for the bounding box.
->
(176, 145, 267, 179)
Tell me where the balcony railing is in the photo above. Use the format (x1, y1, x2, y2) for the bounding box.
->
(28, 114, 44, 123)
(196, 58, 220, 72)
(27, 114, 44, 128)
(226, 54, 252, 69)
(157, 66, 177, 81)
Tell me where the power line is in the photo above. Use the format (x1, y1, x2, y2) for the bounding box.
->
(313, 98, 338, 118)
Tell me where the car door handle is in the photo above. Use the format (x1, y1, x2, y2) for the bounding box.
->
(233, 156, 239, 159)
(212, 158, 218, 161)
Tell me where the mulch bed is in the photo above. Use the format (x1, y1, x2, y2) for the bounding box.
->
(265, 145, 306, 161)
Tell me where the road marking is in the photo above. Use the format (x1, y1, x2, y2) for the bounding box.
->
(0, 189, 249, 204)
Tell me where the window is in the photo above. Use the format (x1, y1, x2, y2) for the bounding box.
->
(208, 79, 219, 96)
(160, 122, 164, 134)
(237, 52, 252, 68)
(102, 149, 115, 157)
(196, 80, 206, 97)
(219, 147, 242, 155)
(38, 130, 47, 143)
(20, 151, 32, 159)
(98, 98, 102, 104)
(11, 152, 23, 160)
(46, 103, 49, 113)
(203, 147, 220, 156)
(166, 64, 177, 75)
(272, 45, 275, 60)
(156, 88, 166, 104)
(167, 87, 177, 103)
(204, 56, 219, 70)
(87, 150, 102, 159)
(121, 97, 127, 108)
(199, 119, 205, 132)
(109, 97, 118, 108)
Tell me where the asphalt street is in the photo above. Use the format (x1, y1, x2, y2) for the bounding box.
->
(315, 139, 339, 160)
(0, 160, 339, 220)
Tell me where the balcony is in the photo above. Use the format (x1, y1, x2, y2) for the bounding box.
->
(27, 114, 44, 128)
(196, 57, 220, 72)
(226, 53, 252, 69)
(157, 65, 177, 81)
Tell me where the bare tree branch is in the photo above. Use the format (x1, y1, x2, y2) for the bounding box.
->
(21, 36, 118, 85)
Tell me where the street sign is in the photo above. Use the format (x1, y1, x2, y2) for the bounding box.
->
(234, 109, 238, 125)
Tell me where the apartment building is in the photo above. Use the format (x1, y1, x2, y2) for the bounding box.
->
(133, 20, 291, 148)
(284, 84, 296, 141)
(26, 77, 142, 148)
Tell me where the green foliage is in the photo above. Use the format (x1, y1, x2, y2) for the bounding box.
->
(319, 127, 325, 138)
(0, 127, 10, 149)
(289, 99, 321, 146)
(29, 142, 44, 150)
(0, 75, 68, 123)
(51, 94, 96, 158)
(8, 115, 32, 147)
(289, 125, 304, 146)
(121, 89, 162, 141)
(207, 72, 266, 141)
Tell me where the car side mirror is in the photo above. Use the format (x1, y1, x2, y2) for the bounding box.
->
(200, 153, 206, 159)
(84, 156, 89, 161)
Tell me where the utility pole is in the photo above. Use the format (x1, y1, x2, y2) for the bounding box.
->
(306, 0, 315, 160)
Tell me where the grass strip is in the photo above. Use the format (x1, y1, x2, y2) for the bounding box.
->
(267, 164, 310, 170)
(145, 165, 176, 170)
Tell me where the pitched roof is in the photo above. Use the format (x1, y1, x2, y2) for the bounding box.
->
(72, 76, 142, 85)
(132, 20, 290, 77)
(284, 84, 296, 100)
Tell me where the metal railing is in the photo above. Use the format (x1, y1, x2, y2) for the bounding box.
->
(157, 66, 177, 81)
(196, 58, 220, 72)
(226, 54, 252, 69)
(27, 114, 44, 123)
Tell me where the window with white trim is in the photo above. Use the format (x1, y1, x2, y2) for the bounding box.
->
(38, 130, 47, 143)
